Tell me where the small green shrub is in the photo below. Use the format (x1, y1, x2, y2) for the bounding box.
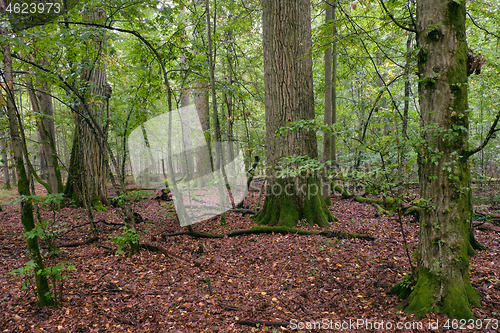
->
(110, 227, 140, 255)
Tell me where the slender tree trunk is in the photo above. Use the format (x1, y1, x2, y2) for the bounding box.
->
(331, 1, 337, 166)
(26, 79, 63, 193)
(0, 132, 11, 188)
(322, 0, 338, 201)
(322, 1, 333, 201)
(205, 0, 233, 212)
(323, 0, 338, 165)
(403, 0, 481, 319)
(0, 18, 53, 306)
(399, 35, 411, 180)
(256, 0, 336, 227)
(205, 0, 223, 170)
(224, 23, 235, 163)
(376, 51, 389, 136)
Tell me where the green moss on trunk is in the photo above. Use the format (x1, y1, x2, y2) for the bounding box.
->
(303, 189, 336, 226)
(17, 161, 53, 306)
(404, 268, 480, 319)
(92, 197, 107, 212)
(255, 178, 336, 227)
(255, 194, 300, 227)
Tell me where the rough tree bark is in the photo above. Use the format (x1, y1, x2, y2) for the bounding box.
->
(65, 7, 110, 209)
(402, 0, 481, 319)
(255, 0, 335, 227)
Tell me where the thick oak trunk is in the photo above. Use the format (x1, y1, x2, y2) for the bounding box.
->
(256, 0, 335, 227)
(65, 8, 110, 208)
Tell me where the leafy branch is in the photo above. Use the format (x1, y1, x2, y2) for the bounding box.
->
(465, 108, 500, 158)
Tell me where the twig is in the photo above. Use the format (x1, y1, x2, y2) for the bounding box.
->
(56, 236, 99, 248)
(467, 12, 500, 39)
(378, 0, 416, 33)
(465, 108, 500, 158)
(236, 319, 290, 327)
(139, 243, 190, 262)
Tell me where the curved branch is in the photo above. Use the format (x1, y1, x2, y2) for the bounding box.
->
(58, 20, 173, 108)
(464, 108, 500, 158)
(378, 0, 416, 33)
(467, 12, 500, 39)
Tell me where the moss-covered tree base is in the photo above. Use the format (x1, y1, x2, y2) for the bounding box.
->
(255, 188, 336, 227)
(469, 231, 487, 252)
(92, 197, 108, 212)
(401, 268, 481, 319)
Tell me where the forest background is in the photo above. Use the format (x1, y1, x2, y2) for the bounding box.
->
(0, 0, 499, 331)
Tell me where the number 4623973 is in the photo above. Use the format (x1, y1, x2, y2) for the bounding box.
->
(6, 2, 61, 14)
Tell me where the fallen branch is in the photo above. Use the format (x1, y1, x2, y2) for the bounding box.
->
(162, 225, 374, 240)
(139, 243, 191, 263)
(373, 203, 393, 217)
(97, 310, 135, 326)
(474, 210, 500, 225)
(473, 221, 500, 233)
(68, 219, 124, 232)
(57, 236, 99, 248)
(236, 319, 290, 328)
(333, 184, 419, 218)
(230, 208, 256, 215)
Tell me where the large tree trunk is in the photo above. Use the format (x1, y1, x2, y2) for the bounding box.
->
(256, 0, 335, 227)
(404, 0, 480, 319)
(0, 17, 53, 306)
(65, 8, 110, 208)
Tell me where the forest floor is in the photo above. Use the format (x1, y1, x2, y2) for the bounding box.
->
(0, 180, 499, 332)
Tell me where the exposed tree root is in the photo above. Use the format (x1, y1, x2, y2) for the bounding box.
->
(474, 210, 500, 225)
(473, 221, 500, 233)
(97, 310, 135, 326)
(229, 208, 256, 216)
(139, 243, 191, 263)
(57, 236, 99, 248)
(333, 183, 419, 218)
